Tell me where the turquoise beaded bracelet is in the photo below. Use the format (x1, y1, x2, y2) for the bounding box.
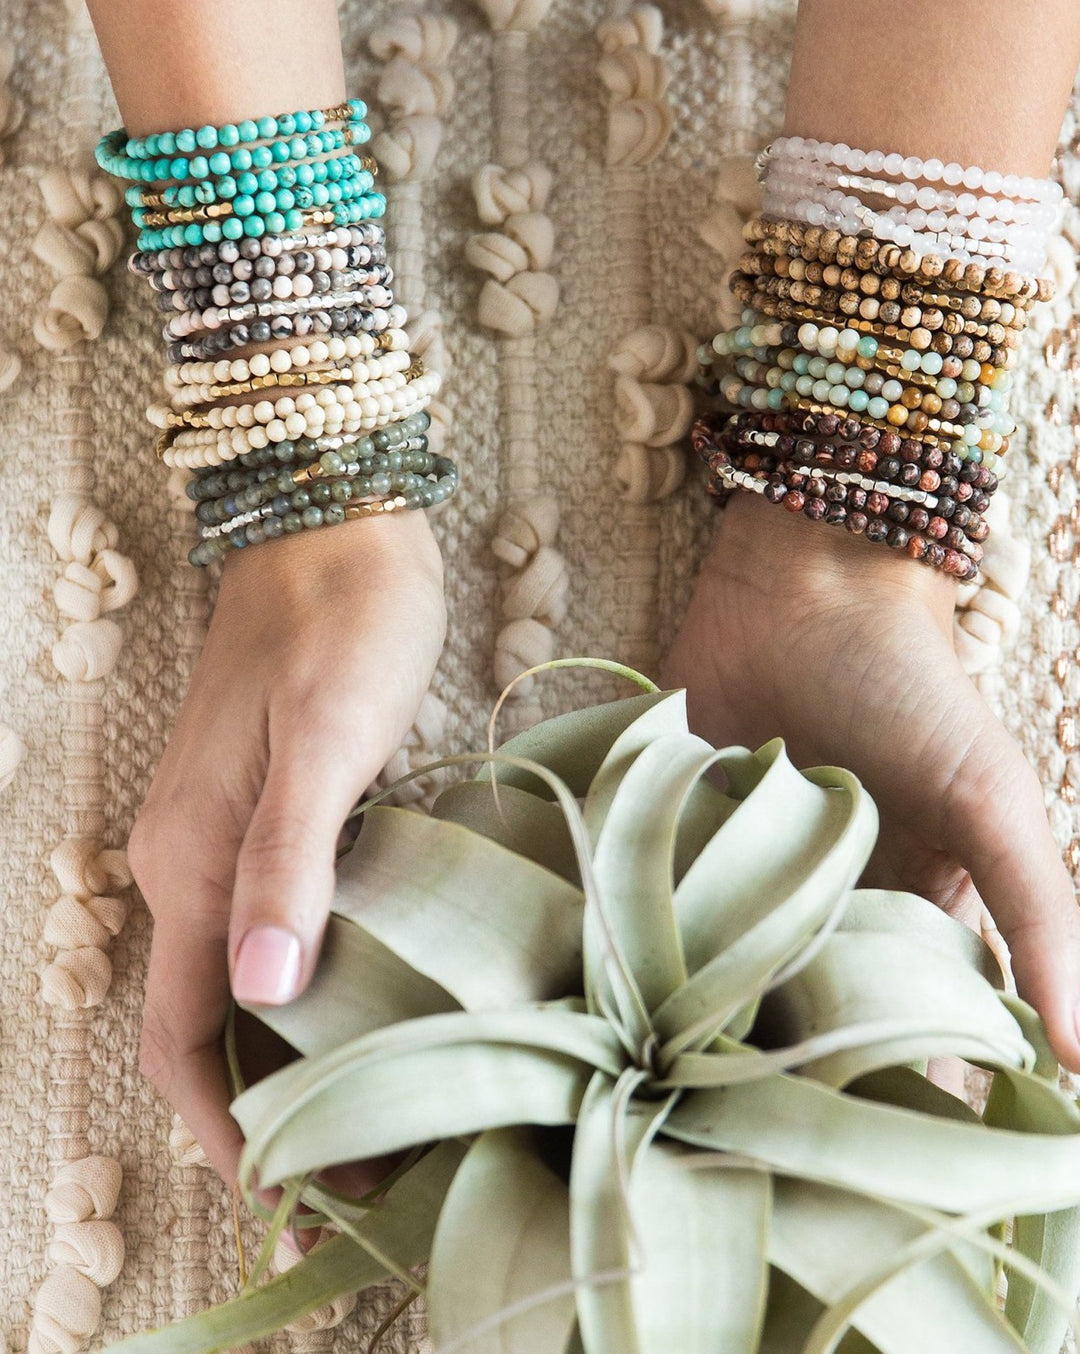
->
(127, 152, 370, 211)
(136, 194, 386, 252)
(97, 122, 370, 187)
(97, 98, 365, 162)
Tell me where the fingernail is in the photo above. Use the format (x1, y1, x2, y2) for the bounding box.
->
(232, 926, 302, 1006)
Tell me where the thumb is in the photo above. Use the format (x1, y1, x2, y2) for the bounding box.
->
(229, 733, 377, 1008)
(941, 719, 1080, 1073)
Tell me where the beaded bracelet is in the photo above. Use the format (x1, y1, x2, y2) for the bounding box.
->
(731, 270, 1027, 345)
(189, 427, 434, 509)
(704, 436, 994, 536)
(131, 223, 387, 275)
(708, 452, 989, 551)
(707, 409, 1000, 488)
(99, 97, 447, 564)
(97, 112, 370, 184)
(745, 218, 1053, 302)
(165, 300, 405, 362)
(743, 254, 1029, 327)
(701, 311, 1014, 467)
(162, 284, 395, 342)
(697, 410, 998, 510)
(137, 194, 386, 253)
(705, 457, 981, 579)
(148, 257, 390, 305)
(737, 253, 1032, 336)
(757, 137, 1061, 274)
(197, 456, 457, 536)
(101, 100, 363, 159)
(153, 353, 416, 427)
(160, 367, 441, 467)
(166, 331, 407, 390)
(132, 152, 376, 212)
(165, 355, 409, 409)
(133, 171, 377, 229)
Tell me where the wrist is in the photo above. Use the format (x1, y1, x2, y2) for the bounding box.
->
(702, 492, 958, 623)
(220, 507, 443, 599)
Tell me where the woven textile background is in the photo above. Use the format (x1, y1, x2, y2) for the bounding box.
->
(1, 0, 1080, 1350)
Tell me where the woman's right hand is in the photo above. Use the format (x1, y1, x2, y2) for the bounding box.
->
(127, 508, 447, 1195)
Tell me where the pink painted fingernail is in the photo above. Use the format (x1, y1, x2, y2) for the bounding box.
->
(232, 926, 302, 1005)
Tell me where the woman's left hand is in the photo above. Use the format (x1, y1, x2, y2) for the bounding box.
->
(660, 492, 1080, 1073)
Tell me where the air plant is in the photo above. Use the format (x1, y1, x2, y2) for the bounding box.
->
(105, 662, 1080, 1354)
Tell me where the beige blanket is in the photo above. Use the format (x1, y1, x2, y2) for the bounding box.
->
(1, 0, 1079, 1349)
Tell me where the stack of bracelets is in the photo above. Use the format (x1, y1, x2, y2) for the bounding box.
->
(95, 99, 457, 567)
(694, 136, 1063, 580)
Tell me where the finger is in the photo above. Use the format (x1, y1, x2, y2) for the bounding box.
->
(864, 824, 986, 936)
(228, 715, 397, 1008)
(143, 915, 323, 1249)
(940, 720, 1080, 1073)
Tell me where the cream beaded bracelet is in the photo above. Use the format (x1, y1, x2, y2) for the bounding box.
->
(165, 330, 410, 390)
(159, 368, 441, 468)
(152, 353, 416, 425)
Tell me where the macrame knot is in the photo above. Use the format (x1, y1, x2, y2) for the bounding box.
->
(41, 947, 113, 1009)
(0, 41, 25, 160)
(369, 690, 449, 810)
(501, 545, 569, 627)
(613, 375, 694, 446)
(407, 309, 446, 375)
(51, 838, 132, 897)
(472, 0, 555, 32)
(33, 278, 110, 352)
(609, 324, 697, 383)
(45, 1223, 125, 1287)
(597, 5, 663, 54)
(697, 0, 756, 18)
(494, 617, 554, 690)
(273, 1236, 357, 1331)
(370, 14, 458, 71)
(48, 495, 119, 566)
(700, 153, 761, 325)
(39, 169, 122, 230)
(1046, 233, 1078, 309)
(477, 271, 559, 337)
(33, 219, 124, 281)
(492, 496, 559, 568)
(34, 169, 122, 351)
(468, 212, 555, 281)
(614, 443, 686, 503)
(53, 551, 138, 622)
(0, 348, 20, 392)
(606, 95, 673, 169)
(372, 115, 444, 182)
(596, 8, 671, 168)
(169, 1114, 210, 1167)
(45, 1158, 122, 1224)
(473, 163, 552, 223)
(376, 56, 453, 119)
(51, 618, 124, 682)
(28, 1268, 101, 1354)
(954, 506, 1030, 677)
(0, 723, 25, 792)
(44, 894, 127, 951)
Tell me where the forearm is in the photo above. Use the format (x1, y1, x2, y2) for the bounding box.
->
(85, 0, 345, 135)
(785, 0, 1080, 176)
(716, 0, 1080, 589)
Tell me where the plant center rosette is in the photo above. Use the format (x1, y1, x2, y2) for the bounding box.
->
(106, 665, 1080, 1354)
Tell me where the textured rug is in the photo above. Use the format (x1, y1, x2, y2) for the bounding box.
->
(1, 0, 1080, 1350)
